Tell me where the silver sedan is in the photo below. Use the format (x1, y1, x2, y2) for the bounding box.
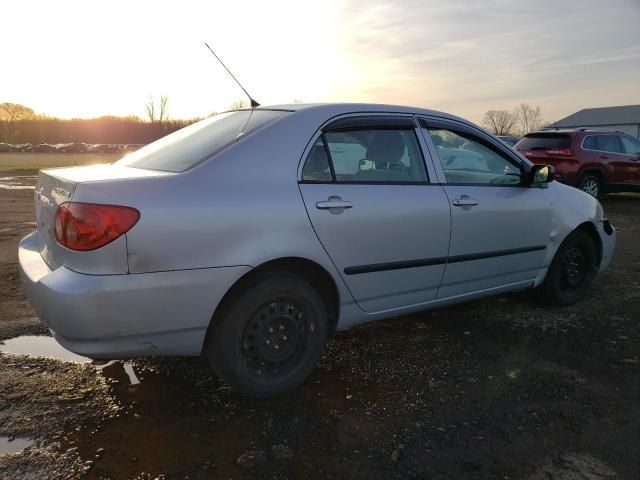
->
(19, 103, 616, 397)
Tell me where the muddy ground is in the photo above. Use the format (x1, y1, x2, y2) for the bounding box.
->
(0, 171, 638, 480)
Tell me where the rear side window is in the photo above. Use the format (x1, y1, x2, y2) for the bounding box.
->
(516, 133, 571, 150)
(583, 136, 596, 150)
(301, 128, 428, 183)
(589, 135, 622, 153)
(118, 110, 288, 172)
(302, 138, 332, 181)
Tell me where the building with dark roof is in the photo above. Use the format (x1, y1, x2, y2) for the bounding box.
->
(548, 105, 640, 139)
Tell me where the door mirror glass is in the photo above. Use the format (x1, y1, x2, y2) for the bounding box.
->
(530, 164, 554, 184)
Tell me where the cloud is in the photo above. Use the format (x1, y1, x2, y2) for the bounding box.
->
(331, 0, 640, 121)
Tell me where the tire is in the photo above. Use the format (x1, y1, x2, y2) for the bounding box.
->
(578, 174, 602, 198)
(206, 272, 329, 398)
(538, 229, 598, 306)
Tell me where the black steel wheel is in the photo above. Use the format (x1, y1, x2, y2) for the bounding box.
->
(538, 229, 598, 306)
(207, 272, 328, 398)
(241, 299, 312, 381)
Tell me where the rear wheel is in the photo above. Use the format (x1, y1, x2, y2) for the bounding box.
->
(578, 174, 602, 198)
(538, 229, 598, 306)
(206, 272, 328, 398)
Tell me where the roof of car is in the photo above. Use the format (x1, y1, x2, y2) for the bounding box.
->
(255, 102, 471, 124)
(531, 128, 626, 135)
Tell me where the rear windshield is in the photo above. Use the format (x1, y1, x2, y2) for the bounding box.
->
(117, 109, 288, 172)
(516, 133, 571, 151)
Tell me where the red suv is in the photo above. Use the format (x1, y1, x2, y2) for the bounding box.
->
(515, 129, 640, 197)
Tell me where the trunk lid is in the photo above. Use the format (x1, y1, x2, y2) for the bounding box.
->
(34, 164, 170, 269)
(35, 170, 77, 269)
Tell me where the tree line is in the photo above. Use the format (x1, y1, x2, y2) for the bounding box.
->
(0, 96, 250, 145)
(482, 103, 546, 137)
(0, 100, 198, 145)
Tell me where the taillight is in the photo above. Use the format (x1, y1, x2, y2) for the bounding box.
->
(545, 148, 573, 156)
(54, 202, 140, 251)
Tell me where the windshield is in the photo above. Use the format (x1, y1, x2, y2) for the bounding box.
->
(117, 110, 288, 172)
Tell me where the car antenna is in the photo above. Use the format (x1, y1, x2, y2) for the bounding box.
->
(204, 42, 260, 108)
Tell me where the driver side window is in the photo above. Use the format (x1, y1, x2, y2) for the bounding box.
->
(424, 127, 522, 185)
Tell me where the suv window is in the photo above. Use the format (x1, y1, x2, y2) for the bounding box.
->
(620, 135, 640, 155)
(597, 135, 623, 153)
(118, 110, 288, 172)
(516, 133, 571, 150)
(425, 127, 522, 185)
(302, 128, 428, 183)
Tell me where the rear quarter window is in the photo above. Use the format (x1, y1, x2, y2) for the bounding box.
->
(117, 110, 288, 172)
(516, 133, 571, 150)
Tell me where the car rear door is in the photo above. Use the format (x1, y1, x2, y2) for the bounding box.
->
(419, 117, 552, 299)
(298, 115, 451, 313)
(587, 134, 631, 186)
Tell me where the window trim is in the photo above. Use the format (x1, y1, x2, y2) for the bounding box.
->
(581, 134, 624, 155)
(299, 117, 431, 185)
(418, 116, 528, 187)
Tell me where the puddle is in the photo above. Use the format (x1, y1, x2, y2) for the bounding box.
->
(0, 335, 140, 384)
(1, 335, 381, 477)
(0, 175, 36, 190)
(0, 436, 35, 456)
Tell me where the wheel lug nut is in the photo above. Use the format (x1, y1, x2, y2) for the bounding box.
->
(274, 345, 280, 350)
(279, 325, 284, 330)
(268, 327, 274, 333)
(265, 339, 271, 345)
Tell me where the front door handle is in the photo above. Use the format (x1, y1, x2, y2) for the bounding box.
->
(600, 155, 609, 160)
(316, 198, 353, 210)
(452, 197, 479, 207)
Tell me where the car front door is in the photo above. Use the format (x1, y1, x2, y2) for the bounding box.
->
(419, 117, 552, 299)
(618, 134, 640, 187)
(298, 115, 451, 313)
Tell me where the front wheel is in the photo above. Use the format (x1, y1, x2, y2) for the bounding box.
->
(206, 272, 329, 398)
(538, 229, 598, 306)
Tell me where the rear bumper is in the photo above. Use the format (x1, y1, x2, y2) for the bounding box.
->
(18, 231, 251, 359)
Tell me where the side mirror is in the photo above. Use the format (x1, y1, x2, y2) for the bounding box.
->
(529, 164, 555, 185)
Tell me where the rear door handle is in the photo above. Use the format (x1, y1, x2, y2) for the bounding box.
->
(600, 155, 609, 160)
(316, 200, 353, 210)
(452, 197, 479, 207)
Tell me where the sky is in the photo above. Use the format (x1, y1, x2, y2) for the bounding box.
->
(1, 0, 639, 124)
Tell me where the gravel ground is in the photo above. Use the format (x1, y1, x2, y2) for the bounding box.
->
(0, 171, 638, 479)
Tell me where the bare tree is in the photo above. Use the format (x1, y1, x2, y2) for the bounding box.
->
(144, 97, 156, 124)
(228, 99, 248, 110)
(513, 103, 544, 136)
(159, 95, 169, 124)
(0, 103, 35, 141)
(482, 110, 517, 136)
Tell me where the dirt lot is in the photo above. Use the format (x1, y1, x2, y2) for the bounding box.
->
(0, 171, 638, 480)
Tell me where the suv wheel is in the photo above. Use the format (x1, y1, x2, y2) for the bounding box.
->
(206, 272, 329, 398)
(578, 175, 602, 198)
(538, 229, 598, 306)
